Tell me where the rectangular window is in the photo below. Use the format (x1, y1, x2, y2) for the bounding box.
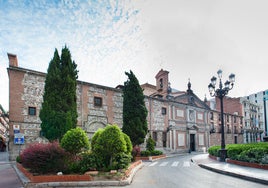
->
(28, 107, 36, 116)
(162, 107, 167, 115)
(94, 97, 102, 107)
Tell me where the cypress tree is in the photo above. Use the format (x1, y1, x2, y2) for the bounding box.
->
(40, 46, 78, 141)
(122, 70, 148, 146)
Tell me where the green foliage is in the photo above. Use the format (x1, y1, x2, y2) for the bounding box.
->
(20, 142, 68, 174)
(91, 128, 104, 152)
(40, 46, 78, 141)
(140, 150, 163, 157)
(123, 132, 133, 155)
(122, 70, 148, 146)
(146, 135, 155, 152)
(60, 127, 90, 155)
(112, 153, 132, 170)
(91, 124, 132, 171)
(209, 143, 268, 164)
(66, 151, 101, 174)
(150, 150, 163, 156)
(237, 147, 268, 164)
(261, 155, 268, 164)
(140, 150, 151, 157)
(208, 145, 221, 157)
(16, 155, 21, 163)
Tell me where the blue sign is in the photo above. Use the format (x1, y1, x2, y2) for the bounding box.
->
(14, 133, 24, 145)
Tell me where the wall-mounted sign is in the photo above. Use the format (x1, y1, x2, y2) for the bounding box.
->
(14, 133, 24, 145)
(13, 125, 20, 134)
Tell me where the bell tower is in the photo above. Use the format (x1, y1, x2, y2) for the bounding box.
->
(155, 69, 169, 97)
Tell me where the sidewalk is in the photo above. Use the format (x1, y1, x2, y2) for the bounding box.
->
(0, 151, 24, 188)
(191, 153, 268, 185)
(0, 150, 9, 163)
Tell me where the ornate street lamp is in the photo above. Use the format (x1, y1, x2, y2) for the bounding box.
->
(208, 69, 235, 162)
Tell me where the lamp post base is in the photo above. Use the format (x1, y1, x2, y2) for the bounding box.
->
(218, 149, 227, 162)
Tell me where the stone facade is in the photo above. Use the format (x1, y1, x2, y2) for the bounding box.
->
(7, 54, 247, 160)
(7, 54, 123, 160)
(142, 71, 211, 153)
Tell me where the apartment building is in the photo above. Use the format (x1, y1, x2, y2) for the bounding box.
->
(0, 105, 9, 151)
(243, 90, 268, 141)
(207, 98, 244, 146)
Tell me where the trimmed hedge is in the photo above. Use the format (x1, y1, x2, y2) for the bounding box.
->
(140, 150, 163, 157)
(208, 143, 268, 164)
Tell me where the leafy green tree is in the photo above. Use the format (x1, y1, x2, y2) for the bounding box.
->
(122, 70, 148, 146)
(92, 124, 131, 170)
(146, 134, 155, 152)
(40, 46, 78, 141)
(60, 127, 90, 155)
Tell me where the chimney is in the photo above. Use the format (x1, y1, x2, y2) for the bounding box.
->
(7, 53, 18, 67)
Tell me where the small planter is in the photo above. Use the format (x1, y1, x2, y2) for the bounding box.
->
(209, 154, 217, 160)
(17, 163, 92, 183)
(226, 159, 268, 170)
(135, 154, 166, 161)
(17, 160, 143, 183)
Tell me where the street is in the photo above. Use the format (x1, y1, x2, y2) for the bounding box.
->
(125, 154, 267, 188)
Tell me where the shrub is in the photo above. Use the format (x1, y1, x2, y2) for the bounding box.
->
(146, 135, 155, 152)
(60, 127, 90, 155)
(131, 145, 141, 161)
(210, 143, 268, 164)
(112, 153, 132, 170)
(151, 150, 163, 156)
(91, 124, 132, 170)
(208, 145, 221, 157)
(227, 144, 245, 160)
(140, 150, 151, 157)
(237, 147, 267, 163)
(261, 154, 268, 164)
(20, 142, 68, 174)
(77, 152, 101, 174)
(16, 155, 22, 163)
(123, 132, 133, 155)
(91, 128, 104, 152)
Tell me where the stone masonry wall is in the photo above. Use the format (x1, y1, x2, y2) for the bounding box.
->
(8, 67, 123, 160)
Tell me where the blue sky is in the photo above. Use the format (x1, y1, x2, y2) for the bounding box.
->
(1, 0, 268, 110)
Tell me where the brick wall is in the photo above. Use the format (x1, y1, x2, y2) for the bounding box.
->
(8, 65, 123, 160)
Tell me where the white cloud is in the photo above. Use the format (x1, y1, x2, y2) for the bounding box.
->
(1, 0, 268, 110)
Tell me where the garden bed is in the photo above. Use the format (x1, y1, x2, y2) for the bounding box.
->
(226, 159, 268, 170)
(135, 154, 166, 161)
(208, 154, 268, 170)
(17, 160, 142, 183)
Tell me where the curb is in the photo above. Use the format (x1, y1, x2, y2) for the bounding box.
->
(16, 162, 144, 187)
(198, 163, 268, 185)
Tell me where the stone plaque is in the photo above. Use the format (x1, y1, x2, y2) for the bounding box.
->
(178, 133, 185, 146)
